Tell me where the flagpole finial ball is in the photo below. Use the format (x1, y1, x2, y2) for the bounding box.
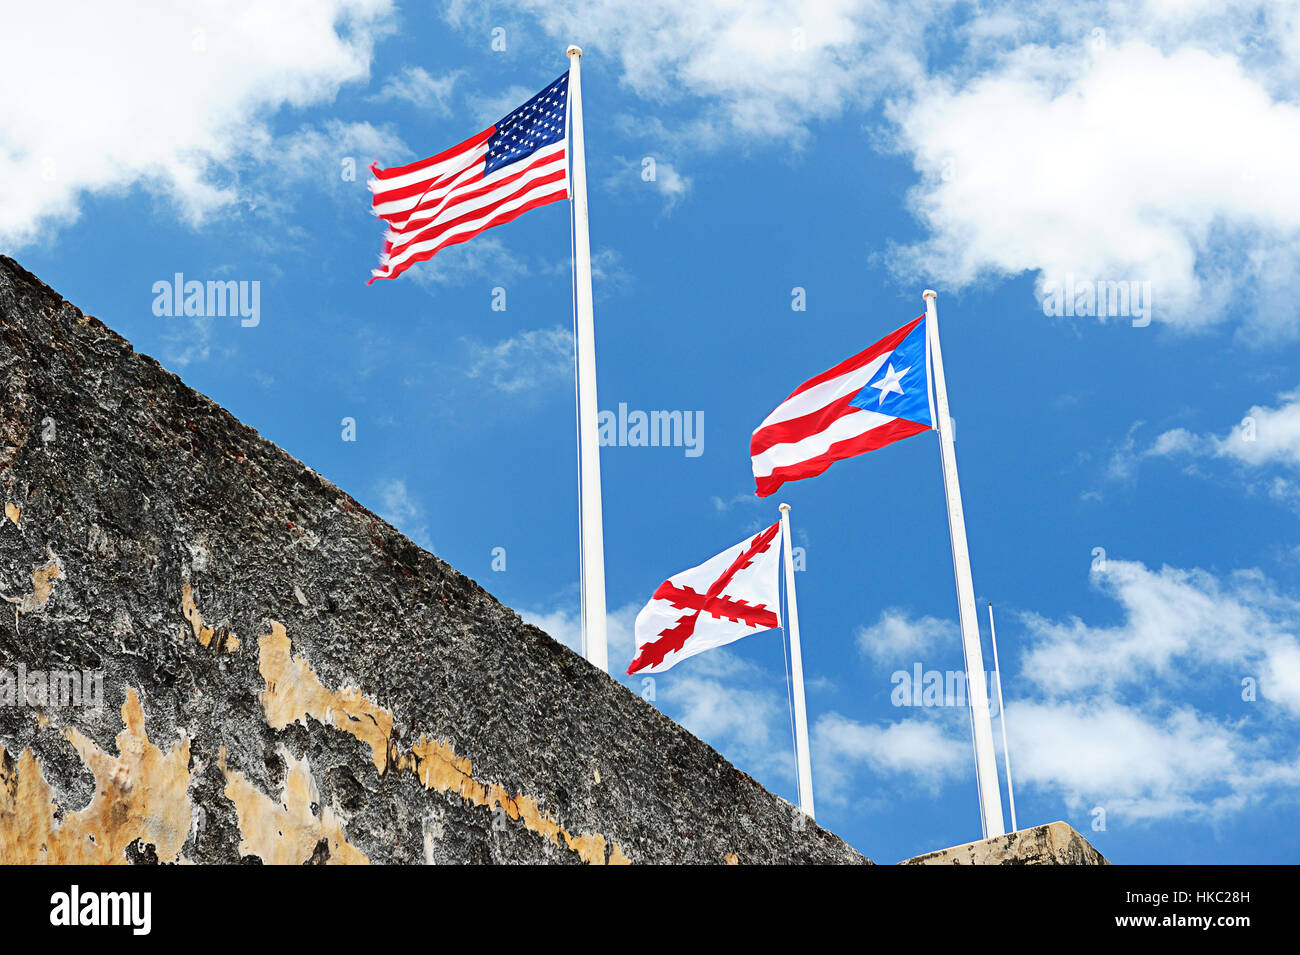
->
(567, 45, 583, 57)
(779, 502, 791, 512)
(922, 289, 937, 300)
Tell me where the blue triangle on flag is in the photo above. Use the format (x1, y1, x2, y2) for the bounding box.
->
(848, 318, 933, 427)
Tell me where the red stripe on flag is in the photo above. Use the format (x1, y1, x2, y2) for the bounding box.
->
(753, 417, 931, 497)
(368, 187, 568, 284)
(387, 164, 568, 258)
(784, 316, 923, 401)
(375, 165, 484, 227)
(749, 392, 861, 458)
(372, 163, 482, 209)
(369, 127, 494, 181)
(385, 147, 565, 233)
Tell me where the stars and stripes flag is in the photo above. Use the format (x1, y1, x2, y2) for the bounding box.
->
(628, 522, 783, 675)
(366, 73, 570, 283)
(750, 315, 935, 497)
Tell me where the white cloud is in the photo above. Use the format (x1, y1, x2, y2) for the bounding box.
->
(521, 602, 638, 660)
(1105, 421, 1148, 482)
(371, 66, 462, 114)
(652, 646, 802, 786)
(465, 85, 539, 129)
(463, 2, 1300, 335)
(820, 553, 1300, 822)
(661, 676, 783, 760)
(462, 325, 574, 394)
(451, 0, 937, 141)
(407, 235, 530, 286)
(856, 608, 954, 666)
(710, 491, 761, 513)
(373, 477, 432, 549)
(0, 0, 394, 248)
(603, 156, 692, 210)
(1020, 559, 1300, 715)
(1111, 390, 1300, 502)
(814, 711, 967, 803)
(160, 317, 219, 371)
(889, 31, 1300, 336)
(1149, 389, 1300, 470)
(1006, 700, 1266, 822)
(647, 161, 690, 207)
(256, 120, 406, 188)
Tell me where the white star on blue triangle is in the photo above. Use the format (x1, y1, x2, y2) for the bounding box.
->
(848, 319, 933, 426)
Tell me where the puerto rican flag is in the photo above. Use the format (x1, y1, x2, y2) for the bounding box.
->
(751, 316, 934, 497)
(628, 523, 783, 675)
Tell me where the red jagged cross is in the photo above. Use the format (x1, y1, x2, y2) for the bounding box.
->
(628, 522, 781, 674)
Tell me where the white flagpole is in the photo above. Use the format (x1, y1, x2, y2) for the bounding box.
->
(923, 289, 1005, 838)
(778, 503, 815, 820)
(988, 601, 1018, 832)
(566, 45, 608, 673)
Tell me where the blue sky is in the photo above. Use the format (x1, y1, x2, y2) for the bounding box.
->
(5, 1, 1300, 864)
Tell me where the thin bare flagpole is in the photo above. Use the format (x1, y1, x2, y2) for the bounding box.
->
(923, 289, 1005, 838)
(779, 503, 815, 820)
(566, 45, 608, 673)
(988, 601, 1018, 832)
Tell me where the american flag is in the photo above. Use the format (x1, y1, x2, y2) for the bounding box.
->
(367, 73, 570, 284)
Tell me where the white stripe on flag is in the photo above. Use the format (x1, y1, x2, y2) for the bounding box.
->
(372, 155, 488, 220)
(751, 408, 895, 478)
(369, 138, 488, 196)
(757, 354, 889, 429)
(386, 146, 567, 251)
(375, 176, 570, 277)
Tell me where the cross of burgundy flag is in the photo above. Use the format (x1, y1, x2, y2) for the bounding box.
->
(750, 315, 935, 497)
(366, 73, 570, 283)
(628, 522, 783, 675)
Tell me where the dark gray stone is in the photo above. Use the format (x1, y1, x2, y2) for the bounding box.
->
(0, 255, 867, 865)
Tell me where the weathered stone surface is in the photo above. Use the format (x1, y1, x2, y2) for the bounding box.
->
(900, 822, 1108, 865)
(0, 255, 866, 864)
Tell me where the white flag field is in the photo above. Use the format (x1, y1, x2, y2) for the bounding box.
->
(628, 522, 783, 675)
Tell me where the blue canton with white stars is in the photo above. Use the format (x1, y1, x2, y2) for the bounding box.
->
(485, 72, 569, 176)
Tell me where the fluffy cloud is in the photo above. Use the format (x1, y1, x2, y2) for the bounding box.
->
(373, 477, 432, 549)
(603, 156, 692, 211)
(1006, 700, 1279, 822)
(890, 39, 1300, 335)
(465, 1, 1300, 334)
(11, 0, 1296, 343)
(521, 601, 639, 660)
(449, 0, 937, 140)
(1020, 558, 1300, 716)
(1150, 388, 1300, 471)
(462, 325, 574, 394)
(823, 555, 1300, 822)
(856, 607, 954, 666)
(660, 675, 785, 763)
(814, 711, 967, 801)
(0, 0, 393, 247)
(1110, 389, 1300, 503)
(408, 235, 530, 286)
(370, 66, 462, 114)
(1006, 557, 1300, 821)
